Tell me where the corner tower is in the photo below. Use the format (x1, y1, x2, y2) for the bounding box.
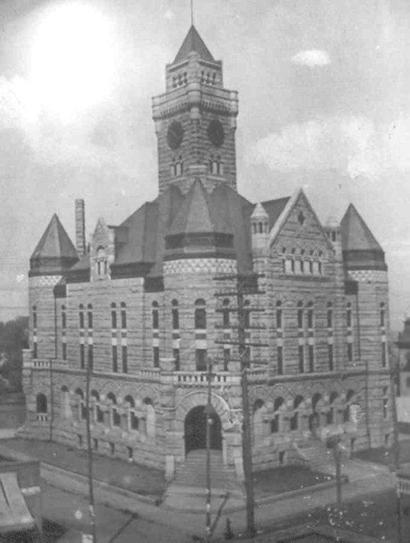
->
(152, 25, 239, 194)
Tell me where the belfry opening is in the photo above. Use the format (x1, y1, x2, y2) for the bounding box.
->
(184, 406, 222, 455)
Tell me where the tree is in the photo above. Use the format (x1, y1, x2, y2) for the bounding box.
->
(0, 316, 28, 392)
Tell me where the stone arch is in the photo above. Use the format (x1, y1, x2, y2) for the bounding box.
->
(175, 391, 231, 430)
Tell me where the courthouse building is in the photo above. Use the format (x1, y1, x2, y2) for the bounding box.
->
(21, 25, 392, 477)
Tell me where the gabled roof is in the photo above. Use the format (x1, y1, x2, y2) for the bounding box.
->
(31, 214, 77, 261)
(261, 197, 290, 230)
(341, 204, 383, 252)
(174, 25, 214, 64)
(169, 179, 232, 235)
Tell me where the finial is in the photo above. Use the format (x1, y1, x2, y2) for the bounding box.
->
(191, 0, 194, 26)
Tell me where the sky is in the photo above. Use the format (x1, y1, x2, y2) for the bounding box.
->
(0, 0, 409, 332)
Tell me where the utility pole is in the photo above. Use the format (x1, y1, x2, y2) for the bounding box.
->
(205, 357, 216, 542)
(85, 350, 97, 543)
(214, 273, 267, 538)
(391, 346, 402, 543)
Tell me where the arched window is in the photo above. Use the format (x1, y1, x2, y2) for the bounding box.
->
(107, 392, 120, 427)
(326, 392, 338, 425)
(253, 399, 265, 443)
(290, 396, 304, 431)
(111, 303, 117, 329)
(75, 388, 86, 420)
(152, 301, 159, 330)
(271, 397, 284, 433)
(87, 304, 93, 329)
(327, 302, 333, 328)
(61, 386, 71, 419)
(243, 300, 251, 329)
(309, 393, 322, 432)
(36, 393, 47, 413)
(96, 246, 108, 277)
(91, 390, 104, 423)
(195, 299, 206, 329)
(125, 395, 139, 430)
(121, 302, 127, 329)
(172, 299, 179, 330)
(144, 398, 156, 439)
(222, 299, 230, 328)
(343, 390, 355, 422)
(276, 301, 282, 329)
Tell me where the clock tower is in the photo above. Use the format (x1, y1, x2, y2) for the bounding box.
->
(152, 26, 239, 194)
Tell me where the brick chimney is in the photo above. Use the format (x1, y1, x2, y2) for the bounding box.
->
(75, 199, 86, 257)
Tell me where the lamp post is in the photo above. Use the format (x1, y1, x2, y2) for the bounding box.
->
(84, 349, 97, 543)
(205, 357, 216, 542)
(326, 435, 342, 510)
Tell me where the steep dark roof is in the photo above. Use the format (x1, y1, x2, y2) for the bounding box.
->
(398, 319, 410, 349)
(31, 214, 77, 261)
(169, 179, 232, 235)
(174, 25, 214, 64)
(261, 197, 290, 230)
(30, 214, 78, 275)
(341, 204, 386, 270)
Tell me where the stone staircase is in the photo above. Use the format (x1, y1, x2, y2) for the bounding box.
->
(163, 449, 244, 511)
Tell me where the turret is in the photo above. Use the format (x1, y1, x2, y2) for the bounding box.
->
(251, 203, 269, 257)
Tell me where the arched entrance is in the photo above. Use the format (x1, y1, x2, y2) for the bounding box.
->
(184, 406, 222, 454)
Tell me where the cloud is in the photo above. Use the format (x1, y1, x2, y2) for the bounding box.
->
(249, 115, 410, 180)
(291, 49, 330, 67)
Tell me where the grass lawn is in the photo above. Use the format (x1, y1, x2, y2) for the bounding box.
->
(3, 438, 166, 497)
(353, 437, 410, 467)
(253, 465, 332, 498)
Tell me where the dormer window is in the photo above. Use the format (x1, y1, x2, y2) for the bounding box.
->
(96, 246, 108, 277)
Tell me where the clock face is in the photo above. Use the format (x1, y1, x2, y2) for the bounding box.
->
(207, 119, 224, 147)
(167, 121, 184, 149)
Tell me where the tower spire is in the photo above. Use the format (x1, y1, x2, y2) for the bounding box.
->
(191, 0, 194, 26)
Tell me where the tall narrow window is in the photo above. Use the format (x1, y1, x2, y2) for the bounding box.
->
(346, 302, 352, 328)
(244, 300, 251, 329)
(308, 345, 314, 372)
(61, 305, 66, 330)
(153, 346, 159, 368)
(152, 302, 159, 330)
(32, 305, 37, 330)
(61, 305, 67, 360)
(381, 341, 387, 367)
(62, 343, 67, 361)
(87, 304, 93, 329)
(79, 304, 84, 329)
(297, 302, 304, 329)
(277, 346, 283, 375)
(223, 348, 230, 371)
(122, 345, 128, 373)
(298, 345, 304, 373)
(111, 303, 117, 329)
(172, 300, 179, 329)
(327, 302, 333, 328)
(290, 396, 304, 431)
(347, 342, 353, 362)
(328, 344, 334, 371)
(382, 387, 388, 418)
(112, 345, 118, 373)
(222, 299, 230, 328)
(380, 303, 385, 327)
(276, 301, 282, 329)
(88, 344, 93, 371)
(33, 341, 38, 359)
(80, 344, 85, 369)
(173, 348, 180, 371)
(307, 302, 314, 329)
(196, 349, 207, 371)
(121, 302, 127, 329)
(194, 299, 206, 329)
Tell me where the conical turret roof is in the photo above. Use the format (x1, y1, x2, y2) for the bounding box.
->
(340, 204, 386, 270)
(174, 25, 214, 64)
(30, 214, 78, 275)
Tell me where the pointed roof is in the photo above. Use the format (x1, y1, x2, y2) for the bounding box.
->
(169, 179, 231, 235)
(251, 202, 269, 219)
(31, 214, 77, 261)
(174, 25, 214, 64)
(341, 204, 383, 252)
(30, 214, 78, 275)
(341, 204, 386, 270)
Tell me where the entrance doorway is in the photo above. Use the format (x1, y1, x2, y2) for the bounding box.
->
(184, 406, 222, 454)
